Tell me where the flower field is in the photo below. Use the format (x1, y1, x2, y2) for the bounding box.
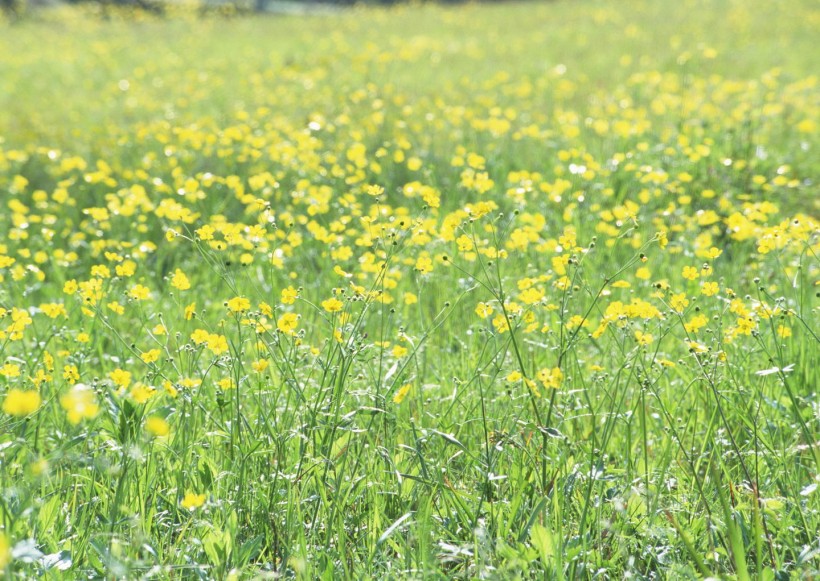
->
(0, 0, 818, 577)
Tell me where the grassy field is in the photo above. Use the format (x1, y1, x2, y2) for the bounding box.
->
(0, 0, 818, 578)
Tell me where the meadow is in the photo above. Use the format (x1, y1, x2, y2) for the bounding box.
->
(0, 0, 818, 577)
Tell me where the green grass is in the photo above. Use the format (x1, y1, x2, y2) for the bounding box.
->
(0, 0, 818, 578)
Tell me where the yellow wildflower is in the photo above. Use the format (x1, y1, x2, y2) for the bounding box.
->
(2, 389, 41, 416)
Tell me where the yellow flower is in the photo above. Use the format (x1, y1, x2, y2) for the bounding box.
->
(492, 314, 510, 333)
(520, 287, 545, 304)
(277, 313, 299, 335)
(129, 284, 151, 300)
(141, 349, 162, 364)
(184, 302, 197, 320)
(163, 381, 178, 398)
(206, 333, 229, 355)
(280, 286, 298, 305)
(475, 302, 494, 319)
(681, 266, 699, 281)
(129, 382, 156, 404)
(29, 369, 51, 387)
(252, 359, 269, 373)
(226, 296, 251, 313)
(684, 314, 709, 334)
(537, 367, 563, 389)
(258, 302, 273, 318)
(145, 415, 170, 438)
(0, 363, 21, 378)
(670, 293, 689, 313)
(414, 255, 433, 274)
(40, 303, 68, 318)
(191, 329, 211, 344)
(196, 224, 215, 240)
(687, 341, 709, 354)
(181, 491, 206, 510)
(737, 316, 756, 335)
(701, 281, 719, 296)
(63, 364, 80, 384)
(171, 269, 191, 291)
(109, 368, 132, 389)
(392, 383, 412, 404)
(115, 261, 136, 278)
(60, 384, 99, 424)
(2, 388, 41, 416)
(321, 297, 344, 313)
(0, 533, 9, 569)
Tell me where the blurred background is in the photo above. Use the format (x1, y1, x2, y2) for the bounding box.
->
(1, 0, 477, 18)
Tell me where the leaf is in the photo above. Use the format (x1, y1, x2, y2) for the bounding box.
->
(529, 524, 554, 566)
(799, 483, 817, 496)
(429, 429, 466, 451)
(384, 360, 399, 382)
(377, 512, 414, 546)
(236, 536, 264, 566)
(41, 550, 72, 571)
(518, 495, 549, 543)
(12, 539, 44, 563)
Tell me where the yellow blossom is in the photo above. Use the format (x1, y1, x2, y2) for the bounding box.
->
(226, 296, 251, 313)
(171, 269, 191, 291)
(0, 533, 9, 569)
(281, 286, 298, 304)
(109, 368, 132, 388)
(277, 313, 299, 335)
(681, 266, 699, 281)
(63, 365, 80, 384)
(60, 384, 99, 424)
(321, 297, 344, 313)
(537, 367, 563, 389)
(181, 491, 206, 510)
(0, 363, 21, 378)
(129, 382, 156, 404)
(40, 303, 68, 318)
(145, 415, 170, 437)
(2, 388, 41, 416)
(129, 284, 151, 300)
(392, 383, 412, 404)
(475, 302, 494, 319)
(670, 293, 689, 313)
(206, 334, 229, 355)
(252, 359, 269, 373)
